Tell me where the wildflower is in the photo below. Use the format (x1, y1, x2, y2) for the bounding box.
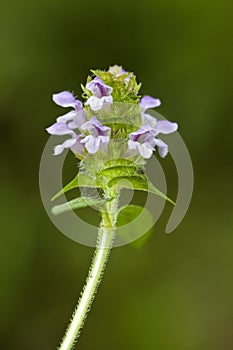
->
(85, 77, 113, 111)
(80, 117, 111, 154)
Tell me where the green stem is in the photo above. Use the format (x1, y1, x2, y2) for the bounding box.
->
(58, 195, 118, 350)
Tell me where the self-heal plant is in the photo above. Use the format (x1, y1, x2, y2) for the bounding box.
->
(46, 66, 178, 350)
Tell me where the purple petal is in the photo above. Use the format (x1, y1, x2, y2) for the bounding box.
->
(140, 95, 161, 110)
(70, 137, 84, 155)
(155, 120, 178, 134)
(86, 77, 113, 98)
(52, 91, 77, 108)
(129, 124, 155, 141)
(46, 122, 75, 136)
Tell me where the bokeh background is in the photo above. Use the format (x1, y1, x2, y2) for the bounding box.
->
(1, 0, 232, 349)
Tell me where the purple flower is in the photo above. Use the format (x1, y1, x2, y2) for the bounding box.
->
(140, 95, 161, 110)
(85, 77, 113, 111)
(128, 125, 157, 159)
(80, 117, 111, 154)
(128, 119, 178, 159)
(53, 91, 85, 128)
(46, 122, 84, 156)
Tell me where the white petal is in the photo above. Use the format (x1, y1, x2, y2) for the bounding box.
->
(128, 140, 138, 150)
(138, 143, 154, 159)
(53, 138, 76, 155)
(86, 96, 104, 111)
(85, 137, 101, 154)
(56, 110, 75, 123)
(46, 122, 75, 136)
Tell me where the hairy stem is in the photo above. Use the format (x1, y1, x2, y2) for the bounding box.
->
(58, 196, 118, 350)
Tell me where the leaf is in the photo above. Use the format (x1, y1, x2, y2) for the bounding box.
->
(117, 204, 154, 247)
(51, 175, 79, 201)
(51, 173, 100, 201)
(108, 175, 175, 205)
(51, 197, 106, 216)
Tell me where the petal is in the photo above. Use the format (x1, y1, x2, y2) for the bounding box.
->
(56, 110, 77, 123)
(98, 135, 110, 144)
(103, 95, 113, 104)
(155, 120, 178, 134)
(129, 124, 155, 141)
(53, 138, 76, 155)
(81, 116, 101, 130)
(138, 143, 154, 159)
(86, 78, 113, 98)
(46, 122, 75, 136)
(86, 96, 104, 111)
(70, 138, 84, 155)
(57, 110, 86, 129)
(154, 138, 169, 158)
(85, 136, 101, 154)
(52, 91, 77, 108)
(128, 140, 138, 150)
(80, 135, 92, 144)
(140, 95, 161, 110)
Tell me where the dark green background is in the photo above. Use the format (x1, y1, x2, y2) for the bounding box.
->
(1, 0, 232, 349)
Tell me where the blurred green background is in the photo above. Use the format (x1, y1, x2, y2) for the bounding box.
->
(0, 0, 232, 349)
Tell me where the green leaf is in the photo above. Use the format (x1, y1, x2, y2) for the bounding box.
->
(51, 197, 106, 216)
(51, 175, 79, 201)
(147, 181, 175, 205)
(117, 204, 154, 247)
(108, 175, 175, 205)
(51, 173, 101, 201)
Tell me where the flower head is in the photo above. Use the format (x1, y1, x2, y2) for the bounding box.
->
(46, 66, 178, 161)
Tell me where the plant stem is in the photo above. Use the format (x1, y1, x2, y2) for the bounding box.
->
(58, 196, 118, 350)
